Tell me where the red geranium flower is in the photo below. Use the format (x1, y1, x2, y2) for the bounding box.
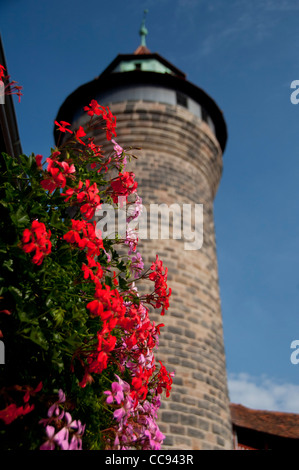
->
(22, 220, 52, 265)
(54, 120, 73, 134)
(40, 157, 76, 193)
(110, 172, 138, 203)
(75, 126, 86, 145)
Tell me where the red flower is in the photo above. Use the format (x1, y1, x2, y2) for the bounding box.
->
(83, 99, 103, 117)
(62, 179, 101, 220)
(75, 126, 86, 145)
(35, 154, 43, 168)
(54, 120, 73, 134)
(0, 404, 24, 425)
(86, 285, 125, 325)
(156, 361, 174, 397)
(87, 139, 103, 158)
(104, 107, 117, 140)
(82, 255, 103, 286)
(0, 401, 35, 425)
(131, 366, 153, 402)
(0, 310, 11, 315)
(23, 381, 43, 403)
(40, 157, 76, 193)
(77, 326, 118, 387)
(63, 219, 103, 258)
(147, 255, 171, 315)
(63, 219, 87, 247)
(0, 64, 6, 80)
(79, 373, 94, 388)
(0, 65, 23, 102)
(110, 172, 138, 203)
(83, 101, 116, 140)
(22, 220, 52, 265)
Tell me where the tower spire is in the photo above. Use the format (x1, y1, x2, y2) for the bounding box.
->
(139, 9, 148, 47)
(134, 9, 151, 55)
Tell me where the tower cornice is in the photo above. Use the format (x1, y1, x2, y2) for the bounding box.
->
(54, 69, 227, 153)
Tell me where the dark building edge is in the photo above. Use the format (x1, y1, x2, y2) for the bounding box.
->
(0, 34, 22, 159)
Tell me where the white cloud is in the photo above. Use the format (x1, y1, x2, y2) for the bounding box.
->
(263, 0, 299, 10)
(195, 3, 273, 58)
(228, 372, 299, 413)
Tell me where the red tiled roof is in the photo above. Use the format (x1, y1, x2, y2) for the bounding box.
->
(230, 403, 299, 439)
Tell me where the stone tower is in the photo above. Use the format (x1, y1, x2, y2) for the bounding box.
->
(55, 17, 233, 450)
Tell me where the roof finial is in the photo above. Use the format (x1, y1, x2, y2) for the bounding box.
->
(139, 9, 148, 47)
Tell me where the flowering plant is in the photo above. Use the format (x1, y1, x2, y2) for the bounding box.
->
(0, 76, 173, 449)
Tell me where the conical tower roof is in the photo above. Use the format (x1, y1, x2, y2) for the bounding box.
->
(54, 14, 227, 152)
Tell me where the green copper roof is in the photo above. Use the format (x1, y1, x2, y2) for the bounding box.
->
(113, 58, 175, 75)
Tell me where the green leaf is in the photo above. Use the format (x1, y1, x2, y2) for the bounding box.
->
(10, 205, 30, 228)
(0, 199, 8, 208)
(18, 309, 37, 323)
(118, 276, 128, 290)
(3, 259, 14, 272)
(8, 285, 23, 300)
(29, 327, 49, 350)
(51, 308, 65, 326)
(27, 154, 34, 170)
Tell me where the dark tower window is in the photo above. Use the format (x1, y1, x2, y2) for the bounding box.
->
(176, 91, 187, 108)
(201, 107, 208, 122)
(134, 62, 142, 71)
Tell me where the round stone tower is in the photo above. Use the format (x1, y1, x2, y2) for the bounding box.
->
(55, 18, 233, 450)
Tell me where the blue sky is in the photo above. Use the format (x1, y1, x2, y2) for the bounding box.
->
(2, 0, 299, 413)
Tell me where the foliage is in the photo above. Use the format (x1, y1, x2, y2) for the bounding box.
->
(0, 77, 173, 450)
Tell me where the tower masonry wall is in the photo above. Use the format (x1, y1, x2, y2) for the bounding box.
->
(73, 99, 233, 450)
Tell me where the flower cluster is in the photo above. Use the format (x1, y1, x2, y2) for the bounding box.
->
(21, 220, 52, 265)
(83, 99, 117, 140)
(54, 100, 116, 143)
(147, 255, 172, 315)
(130, 252, 144, 279)
(40, 151, 76, 193)
(99, 295, 172, 449)
(0, 78, 173, 451)
(103, 375, 166, 450)
(39, 390, 85, 450)
(0, 403, 33, 425)
(110, 172, 138, 204)
(0, 64, 23, 102)
(0, 382, 42, 425)
(62, 179, 101, 220)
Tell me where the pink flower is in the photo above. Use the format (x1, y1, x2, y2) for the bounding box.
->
(40, 426, 56, 450)
(112, 139, 126, 169)
(130, 252, 144, 278)
(40, 390, 85, 451)
(104, 382, 124, 405)
(47, 389, 65, 418)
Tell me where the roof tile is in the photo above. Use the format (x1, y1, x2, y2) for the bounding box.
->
(230, 403, 299, 439)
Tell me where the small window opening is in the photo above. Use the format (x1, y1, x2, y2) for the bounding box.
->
(176, 91, 188, 108)
(201, 107, 208, 122)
